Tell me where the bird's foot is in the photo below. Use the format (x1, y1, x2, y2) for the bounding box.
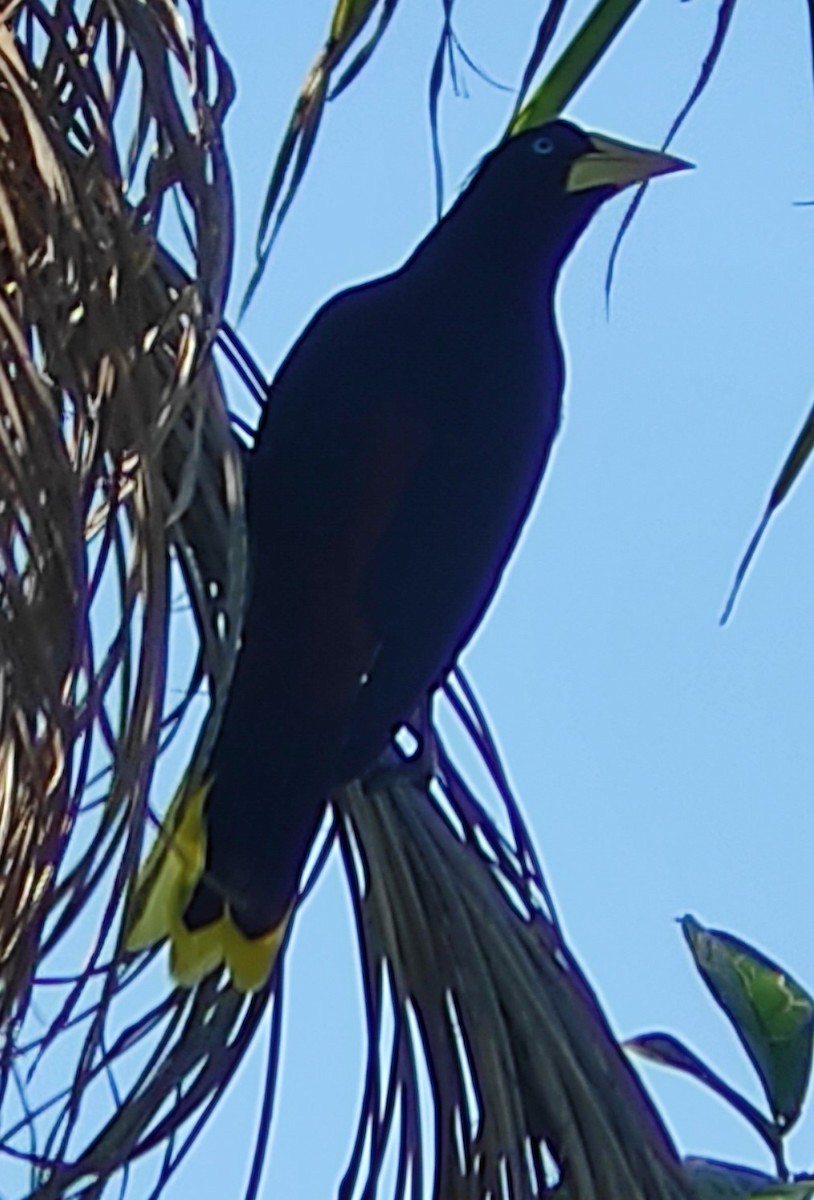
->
(362, 715, 438, 795)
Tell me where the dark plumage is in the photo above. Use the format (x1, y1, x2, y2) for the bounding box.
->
(128, 120, 687, 989)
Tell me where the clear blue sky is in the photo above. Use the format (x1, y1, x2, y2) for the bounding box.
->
(161, 1, 814, 1195)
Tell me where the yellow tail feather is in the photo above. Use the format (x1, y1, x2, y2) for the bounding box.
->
(126, 780, 288, 993)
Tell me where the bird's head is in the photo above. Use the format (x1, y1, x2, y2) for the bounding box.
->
(500, 120, 688, 197)
(467, 119, 690, 277)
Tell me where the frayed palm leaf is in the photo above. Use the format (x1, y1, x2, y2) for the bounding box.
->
(0, 3, 255, 1193)
(337, 701, 692, 1200)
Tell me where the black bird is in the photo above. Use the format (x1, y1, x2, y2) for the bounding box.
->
(128, 120, 688, 989)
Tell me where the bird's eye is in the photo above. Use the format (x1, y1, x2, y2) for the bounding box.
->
(532, 136, 554, 156)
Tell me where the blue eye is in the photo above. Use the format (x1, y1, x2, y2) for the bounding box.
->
(533, 136, 554, 156)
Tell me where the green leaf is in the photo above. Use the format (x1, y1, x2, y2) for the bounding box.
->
(753, 1191, 814, 1199)
(241, 0, 399, 318)
(685, 1158, 814, 1200)
(681, 916, 814, 1128)
(329, 0, 380, 45)
(626, 1033, 776, 1147)
(511, 0, 647, 133)
(721, 398, 814, 623)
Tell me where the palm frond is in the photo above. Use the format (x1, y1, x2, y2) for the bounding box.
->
(0, 3, 257, 1194)
(336, 680, 692, 1200)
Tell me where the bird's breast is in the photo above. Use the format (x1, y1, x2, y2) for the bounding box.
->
(420, 316, 562, 479)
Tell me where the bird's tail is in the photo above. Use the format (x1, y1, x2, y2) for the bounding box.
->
(126, 780, 287, 992)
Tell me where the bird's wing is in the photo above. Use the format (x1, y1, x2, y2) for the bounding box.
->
(241, 282, 434, 746)
(245, 278, 560, 783)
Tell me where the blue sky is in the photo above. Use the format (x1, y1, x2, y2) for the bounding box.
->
(161, 1, 814, 1195)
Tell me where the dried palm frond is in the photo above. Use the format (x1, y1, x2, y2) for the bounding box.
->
(0, 2, 263, 1194)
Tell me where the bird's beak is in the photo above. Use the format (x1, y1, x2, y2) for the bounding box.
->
(566, 132, 692, 194)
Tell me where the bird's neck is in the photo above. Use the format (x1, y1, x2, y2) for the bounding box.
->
(408, 197, 570, 314)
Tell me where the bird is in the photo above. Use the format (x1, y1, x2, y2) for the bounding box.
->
(127, 119, 688, 991)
